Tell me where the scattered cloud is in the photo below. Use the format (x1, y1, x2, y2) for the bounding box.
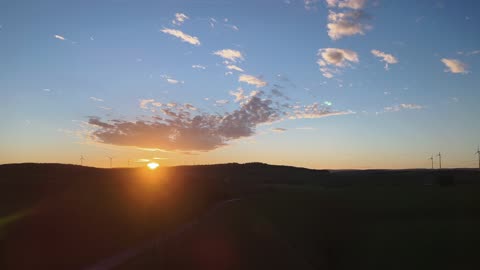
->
(239, 74, 267, 88)
(54, 34, 66, 41)
(304, 0, 319, 10)
(371, 49, 398, 70)
(192, 65, 206, 70)
(225, 24, 239, 31)
(441, 58, 468, 74)
(384, 103, 424, 112)
(161, 28, 200, 46)
(140, 99, 155, 109)
(230, 88, 246, 102)
(327, 10, 371, 40)
(272, 127, 287, 133)
(215, 99, 229, 105)
(90, 96, 104, 102)
(172, 13, 189, 26)
(161, 74, 184, 84)
(457, 50, 480, 56)
(288, 103, 354, 119)
(88, 92, 350, 152)
(226, 65, 244, 72)
(327, 0, 367, 9)
(317, 48, 359, 78)
(213, 49, 244, 62)
(209, 17, 217, 28)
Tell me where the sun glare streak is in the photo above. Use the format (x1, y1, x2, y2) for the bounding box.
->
(147, 162, 159, 170)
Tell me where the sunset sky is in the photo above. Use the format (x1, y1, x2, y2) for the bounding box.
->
(1, 0, 480, 169)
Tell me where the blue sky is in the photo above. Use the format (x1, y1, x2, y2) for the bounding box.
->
(1, 0, 479, 168)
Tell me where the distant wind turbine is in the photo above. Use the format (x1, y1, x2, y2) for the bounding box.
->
(476, 146, 480, 169)
(428, 155, 434, 169)
(437, 152, 442, 169)
(107, 156, 113, 168)
(80, 155, 86, 166)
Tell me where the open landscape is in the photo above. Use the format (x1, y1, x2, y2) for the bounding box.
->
(1, 163, 479, 269)
(3, 0, 480, 269)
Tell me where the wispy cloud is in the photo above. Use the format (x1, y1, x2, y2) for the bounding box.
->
(371, 49, 398, 70)
(327, 0, 367, 9)
(90, 97, 104, 102)
(226, 65, 244, 72)
(230, 88, 246, 102)
(172, 13, 189, 26)
(384, 103, 424, 112)
(140, 99, 155, 109)
(457, 50, 480, 56)
(54, 34, 66, 41)
(161, 74, 184, 84)
(239, 74, 267, 88)
(317, 48, 359, 78)
(304, 0, 319, 10)
(161, 28, 200, 46)
(192, 64, 206, 70)
(272, 127, 287, 133)
(441, 58, 468, 74)
(213, 49, 244, 62)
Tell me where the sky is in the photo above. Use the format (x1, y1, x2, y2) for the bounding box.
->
(1, 0, 480, 169)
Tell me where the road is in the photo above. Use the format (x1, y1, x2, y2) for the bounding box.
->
(83, 198, 241, 270)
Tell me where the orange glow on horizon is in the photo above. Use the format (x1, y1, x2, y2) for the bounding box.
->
(147, 162, 159, 170)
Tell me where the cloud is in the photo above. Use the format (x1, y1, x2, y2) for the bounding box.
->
(384, 103, 424, 112)
(327, 0, 367, 9)
(272, 127, 287, 133)
(317, 48, 359, 78)
(441, 58, 468, 74)
(288, 103, 354, 119)
(239, 74, 267, 88)
(213, 49, 244, 62)
(327, 10, 371, 40)
(161, 74, 184, 84)
(90, 97, 104, 102)
(215, 99, 229, 105)
(140, 99, 155, 109)
(87, 92, 350, 152)
(54, 34, 66, 41)
(230, 88, 246, 102)
(226, 65, 244, 72)
(304, 0, 319, 10)
(225, 24, 239, 31)
(371, 49, 398, 70)
(172, 13, 189, 26)
(161, 28, 200, 46)
(88, 94, 282, 151)
(192, 65, 206, 70)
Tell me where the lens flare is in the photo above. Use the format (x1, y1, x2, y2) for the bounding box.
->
(147, 162, 159, 170)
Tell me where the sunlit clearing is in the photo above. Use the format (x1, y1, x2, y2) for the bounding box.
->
(147, 162, 159, 170)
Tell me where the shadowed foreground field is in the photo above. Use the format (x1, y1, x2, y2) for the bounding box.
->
(1, 163, 480, 269)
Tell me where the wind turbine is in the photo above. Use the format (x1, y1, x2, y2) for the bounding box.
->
(428, 155, 434, 169)
(80, 155, 86, 166)
(107, 156, 113, 168)
(476, 146, 480, 169)
(437, 152, 442, 169)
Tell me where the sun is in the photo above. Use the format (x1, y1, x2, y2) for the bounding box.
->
(147, 162, 159, 170)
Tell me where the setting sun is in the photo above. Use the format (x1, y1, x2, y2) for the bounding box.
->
(147, 162, 159, 170)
